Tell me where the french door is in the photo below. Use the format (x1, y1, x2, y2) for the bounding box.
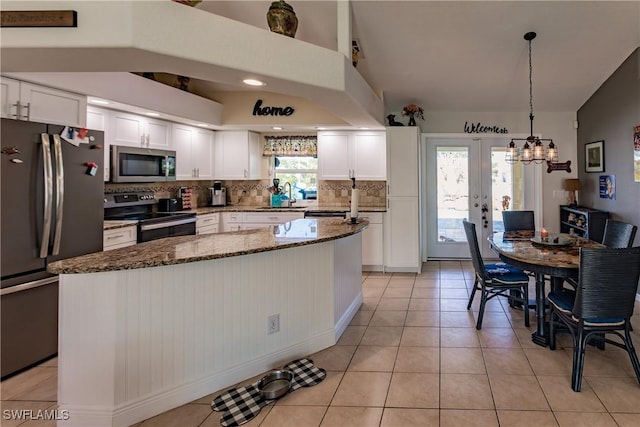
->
(425, 136, 527, 259)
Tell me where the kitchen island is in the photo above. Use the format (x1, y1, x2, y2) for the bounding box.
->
(48, 218, 367, 427)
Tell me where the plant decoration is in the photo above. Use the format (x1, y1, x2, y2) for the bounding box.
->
(402, 104, 424, 126)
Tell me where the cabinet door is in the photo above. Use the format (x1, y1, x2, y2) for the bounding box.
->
(87, 107, 111, 181)
(362, 222, 383, 266)
(0, 77, 20, 119)
(353, 132, 386, 180)
(110, 111, 144, 147)
(247, 131, 262, 179)
(145, 118, 171, 149)
(318, 132, 350, 180)
(19, 82, 87, 128)
(384, 197, 420, 270)
(387, 128, 419, 197)
(215, 131, 248, 179)
(193, 128, 214, 180)
(172, 124, 195, 180)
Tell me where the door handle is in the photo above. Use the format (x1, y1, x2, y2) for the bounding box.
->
(51, 134, 64, 255)
(40, 134, 53, 258)
(481, 203, 489, 228)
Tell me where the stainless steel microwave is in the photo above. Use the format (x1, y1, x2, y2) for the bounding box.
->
(110, 145, 176, 183)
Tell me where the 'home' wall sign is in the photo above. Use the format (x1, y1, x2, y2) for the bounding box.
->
(252, 99, 295, 117)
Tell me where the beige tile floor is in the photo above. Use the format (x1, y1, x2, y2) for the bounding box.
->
(4, 261, 640, 426)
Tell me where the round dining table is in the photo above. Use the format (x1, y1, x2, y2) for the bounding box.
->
(488, 231, 604, 347)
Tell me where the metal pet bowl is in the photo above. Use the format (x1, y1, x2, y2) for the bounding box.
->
(257, 370, 294, 400)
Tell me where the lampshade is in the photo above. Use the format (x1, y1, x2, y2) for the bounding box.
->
(564, 179, 582, 191)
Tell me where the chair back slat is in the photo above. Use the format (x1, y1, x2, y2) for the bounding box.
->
(602, 220, 637, 248)
(463, 220, 486, 279)
(502, 211, 535, 232)
(574, 247, 640, 320)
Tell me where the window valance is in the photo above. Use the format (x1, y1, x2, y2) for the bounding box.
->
(263, 135, 317, 157)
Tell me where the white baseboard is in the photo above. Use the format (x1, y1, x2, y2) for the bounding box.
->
(334, 292, 363, 341)
(59, 330, 336, 427)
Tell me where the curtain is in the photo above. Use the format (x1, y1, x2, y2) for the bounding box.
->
(263, 135, 317, 157)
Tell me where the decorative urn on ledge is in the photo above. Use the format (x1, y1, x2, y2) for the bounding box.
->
(267, 0, 298, 38)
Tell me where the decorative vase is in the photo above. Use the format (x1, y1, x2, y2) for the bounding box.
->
(171, 0, 202, 6)
(266, 0, 298, 38)
(408, 114, 416, 126)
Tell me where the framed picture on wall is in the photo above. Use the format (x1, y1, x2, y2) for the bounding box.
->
(585, 140, 605, 173)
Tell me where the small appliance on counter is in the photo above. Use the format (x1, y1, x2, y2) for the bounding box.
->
(158, 198, 183, 212)
(209, 181, 226, 207)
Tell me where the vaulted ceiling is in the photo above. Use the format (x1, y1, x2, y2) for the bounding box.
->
(195, 0, 639, 114)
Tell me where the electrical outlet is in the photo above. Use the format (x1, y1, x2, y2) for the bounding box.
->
(267, 314, 280, 335)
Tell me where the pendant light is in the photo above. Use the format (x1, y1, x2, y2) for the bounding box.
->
(506, 32, 558, 164)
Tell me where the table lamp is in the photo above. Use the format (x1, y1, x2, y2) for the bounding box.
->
(564, 179, 582, 207)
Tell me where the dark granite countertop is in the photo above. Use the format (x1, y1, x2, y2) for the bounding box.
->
(57, 218, 369, 274)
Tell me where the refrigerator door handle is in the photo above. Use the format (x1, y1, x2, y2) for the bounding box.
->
(40, 134, 53, 258)
(0, 276, 57, 296)
(51, 134, 64, 256)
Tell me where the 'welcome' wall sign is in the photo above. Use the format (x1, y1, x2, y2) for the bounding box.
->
(464, 121, 509, 134)
(253, 99, 295, 117)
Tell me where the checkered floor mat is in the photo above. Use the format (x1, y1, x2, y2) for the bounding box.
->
(211, 358, 326, 427)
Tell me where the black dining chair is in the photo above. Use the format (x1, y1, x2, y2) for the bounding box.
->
(548, 246, 640, 392)
(602, 219, 637, 248)
(502, 210, 535, 233)
(564, 220, 638, 291)
(501, 210, 537, 306)
(463, 220, 531, 329)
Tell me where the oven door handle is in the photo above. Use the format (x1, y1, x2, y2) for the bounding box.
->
(139, 217, 196, 231)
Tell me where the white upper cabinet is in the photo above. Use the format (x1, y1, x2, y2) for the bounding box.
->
(386, 127, 419, 197)
(86, 106, 111, 182)
(1, 77, 87, 128)
(171, 123, 213, 180)
(109, 111, 170, 149)
(317, 131, 386, 181)
(213, 131, 262, 180)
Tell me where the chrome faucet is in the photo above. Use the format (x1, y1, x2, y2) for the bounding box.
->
(282, 182, 296, 207)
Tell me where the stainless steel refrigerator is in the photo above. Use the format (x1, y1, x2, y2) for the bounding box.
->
(1, 118, 104, 378)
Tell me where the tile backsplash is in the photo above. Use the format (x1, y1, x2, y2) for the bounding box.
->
(105, 179, 386, 207)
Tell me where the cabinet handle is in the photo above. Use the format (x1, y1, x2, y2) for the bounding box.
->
(196, 168, 199, 177)
(146, 134, 150, 146)
(387, 184, 390, 195)
(244, 169, 247, 178)
(107, 234, 124, 240)
(22, 102, 30, 121)
(203, 218, 213, 223)
(141, 134, 146, 146)
(11, 101, 21, 119)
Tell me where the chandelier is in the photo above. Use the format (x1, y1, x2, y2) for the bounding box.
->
(506, 32, 558, 164)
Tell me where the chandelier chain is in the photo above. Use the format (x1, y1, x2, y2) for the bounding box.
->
(529, 37, 533, 120)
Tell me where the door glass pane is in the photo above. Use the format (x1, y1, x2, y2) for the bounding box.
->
(491, 147, 523, 232)
(436, 147, 469, 242)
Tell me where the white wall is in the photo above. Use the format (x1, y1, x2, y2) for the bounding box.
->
(412, 111, 578, 233)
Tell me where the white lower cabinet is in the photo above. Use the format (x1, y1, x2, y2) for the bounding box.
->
(221, 212, 243, 232)
(221, 211, 305, 231)
(360, 212, 384, 270)
(196, 213, 219, 235)
(384, 197, 420, 272)
(103, 226, 137, 251)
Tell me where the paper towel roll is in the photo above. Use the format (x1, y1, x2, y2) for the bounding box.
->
(350, 189, 359, 220)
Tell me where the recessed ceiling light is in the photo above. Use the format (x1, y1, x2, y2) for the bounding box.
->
(272, 126, 283, 130)
(243, 78, 266, 87)
(360, 127, 369, 130)
(89, 99, 109, 105)
(315, 127, 326, 130)
(145, 112, 160, 117)
(196, 123, 209, 127)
